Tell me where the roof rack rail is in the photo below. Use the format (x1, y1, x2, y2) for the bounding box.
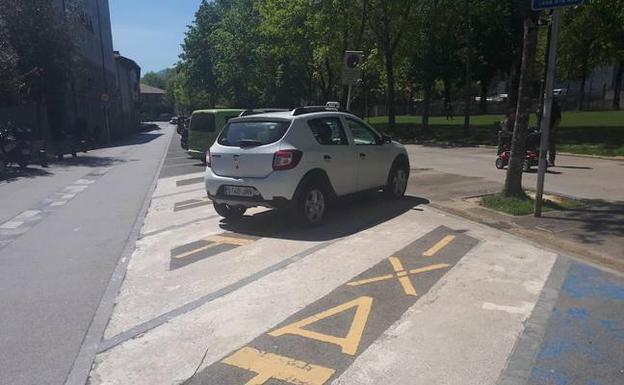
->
(291, 106, 353, 116)
(239, 108, 289, 117)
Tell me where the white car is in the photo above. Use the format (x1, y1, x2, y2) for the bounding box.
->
(204, 107, 410, 225)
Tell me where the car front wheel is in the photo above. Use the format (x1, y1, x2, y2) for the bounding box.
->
(385, 164, 408, 199)
(213, 202, 246, 220)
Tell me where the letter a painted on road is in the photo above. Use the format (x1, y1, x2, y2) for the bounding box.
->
(268, 296, 374, 356)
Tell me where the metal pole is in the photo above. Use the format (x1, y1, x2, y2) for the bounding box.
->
(346, 84, 353, 111)
(535, 9, 561, 217)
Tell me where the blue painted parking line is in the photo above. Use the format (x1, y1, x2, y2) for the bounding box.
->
(529, 263, 624, 385)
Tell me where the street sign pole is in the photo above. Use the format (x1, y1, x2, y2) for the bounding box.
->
(535, 9, 562, 217)
(346, 84, 353, 111)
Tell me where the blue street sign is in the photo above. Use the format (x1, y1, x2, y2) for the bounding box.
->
(532, 0, 585, 10)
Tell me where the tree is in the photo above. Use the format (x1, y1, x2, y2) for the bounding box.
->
(558, 5, 603, 110)
(0, 0, 81, 136)
(367, 0, 414, 128)
(503, 8, 540, 198)
(0, 17, 18, 105)
(179, 0, 224, 107)
(141, 71, 167, 90)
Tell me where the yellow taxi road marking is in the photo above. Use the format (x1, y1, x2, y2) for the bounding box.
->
(208, 235, 255, 246)
(268, 296, 374, 356)
(222, 347, 335, 385)
(388, 257, 417, 296)
(344, 273, 395, 286)
(347, 260, 451, 297)
(171, 235, 254, 260)
(423, 235, 456, 257)
(176, 197, 210, 209)
(171, 245, 215, 260)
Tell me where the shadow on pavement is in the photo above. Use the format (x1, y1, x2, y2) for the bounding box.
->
(547, 200, 624, 245)
(0, 166, 53, 182)
(96, 131, 163, 149)
(219, 193, 429, 242)
(514, 200, 624, 260)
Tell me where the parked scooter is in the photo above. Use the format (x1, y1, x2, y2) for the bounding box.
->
(0, 122, 48, 171)
(0, 122, 32, 169)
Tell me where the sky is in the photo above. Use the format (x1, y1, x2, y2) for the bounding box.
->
(109, 0, 203, 74)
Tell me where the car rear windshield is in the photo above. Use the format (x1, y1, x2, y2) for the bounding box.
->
(217, 120, 291, 147)
(189, 113, 215, 132)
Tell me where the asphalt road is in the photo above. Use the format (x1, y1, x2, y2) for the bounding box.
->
(405, 145, 624, 202)
(2, 128, 623, 385)
(0, 123, 177, 385)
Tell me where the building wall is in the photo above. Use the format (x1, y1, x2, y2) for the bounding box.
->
(113, 57, 141, 138)
(47, 0, 139, 144)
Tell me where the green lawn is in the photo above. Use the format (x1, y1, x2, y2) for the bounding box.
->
(480, 193, 585, 216)
(368, 111, 624, 157)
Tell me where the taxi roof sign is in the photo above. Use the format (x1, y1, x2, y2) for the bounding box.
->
(532, 0, 585, 10)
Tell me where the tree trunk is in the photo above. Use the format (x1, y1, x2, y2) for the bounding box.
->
(578, 59, 588, 111)
(422, 84, 432, 138)
(508, 50, 522, 112)
(443, 77, 452, 110)
(479, 81, 488, 114)
(503, 12, 539, 198)
(385, 52, 396, 128)
(613, 59, 623, 111)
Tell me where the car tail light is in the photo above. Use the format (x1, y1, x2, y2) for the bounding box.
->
(273, 150, 302, 171)
(205, 149, 211, 168)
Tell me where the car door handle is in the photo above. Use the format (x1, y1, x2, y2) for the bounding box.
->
(323, 155, 332, 160)
(359, 153, 366, 159)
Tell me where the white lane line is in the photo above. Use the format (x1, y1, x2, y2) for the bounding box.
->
(75, 179, 96, 185)
(482, 301, 534, 316)
(14, 210, 41, 220)
(60, 194, 77, 200)
(64, 185, 88, 193)
(0, 221, 24, 230)
(49, 201, 68, 207)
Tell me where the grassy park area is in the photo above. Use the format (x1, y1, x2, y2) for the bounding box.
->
(368, 111, 624, 157)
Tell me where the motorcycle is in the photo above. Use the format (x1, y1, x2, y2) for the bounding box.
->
(0, 122, 48, 171)
(0, 122, 32, 169)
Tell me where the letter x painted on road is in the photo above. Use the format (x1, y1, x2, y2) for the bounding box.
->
(347, 257, 450, 296)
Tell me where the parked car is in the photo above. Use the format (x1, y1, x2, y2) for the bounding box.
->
(204, 107, 410, 225)
(187, 109, 244, 161)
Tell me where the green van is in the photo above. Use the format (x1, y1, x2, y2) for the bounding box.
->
(187, 109, 244, 160)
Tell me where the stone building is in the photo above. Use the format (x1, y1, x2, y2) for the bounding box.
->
(51, 0, 141, 143)
(0, 0, 141, 145)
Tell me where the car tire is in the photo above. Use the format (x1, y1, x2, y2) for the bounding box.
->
(495, 157, 506, 169)
(295, 182, 327, 226)
(213, 202, 246, 220)
(384, 163, 408, 199)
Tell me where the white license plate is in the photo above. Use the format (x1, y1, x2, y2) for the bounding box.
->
(224, 186, 255, 197)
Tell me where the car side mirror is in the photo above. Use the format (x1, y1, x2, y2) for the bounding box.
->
(379, 134, 392, 145)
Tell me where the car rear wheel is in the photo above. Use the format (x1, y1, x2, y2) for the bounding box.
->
(213, 202, 246, 220)
(296, 184, 326, 226)
(495, 157, 506, 169)
(385, 164, 408, 199)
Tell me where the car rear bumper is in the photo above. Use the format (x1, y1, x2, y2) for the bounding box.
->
(204, 168, 298, 208)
